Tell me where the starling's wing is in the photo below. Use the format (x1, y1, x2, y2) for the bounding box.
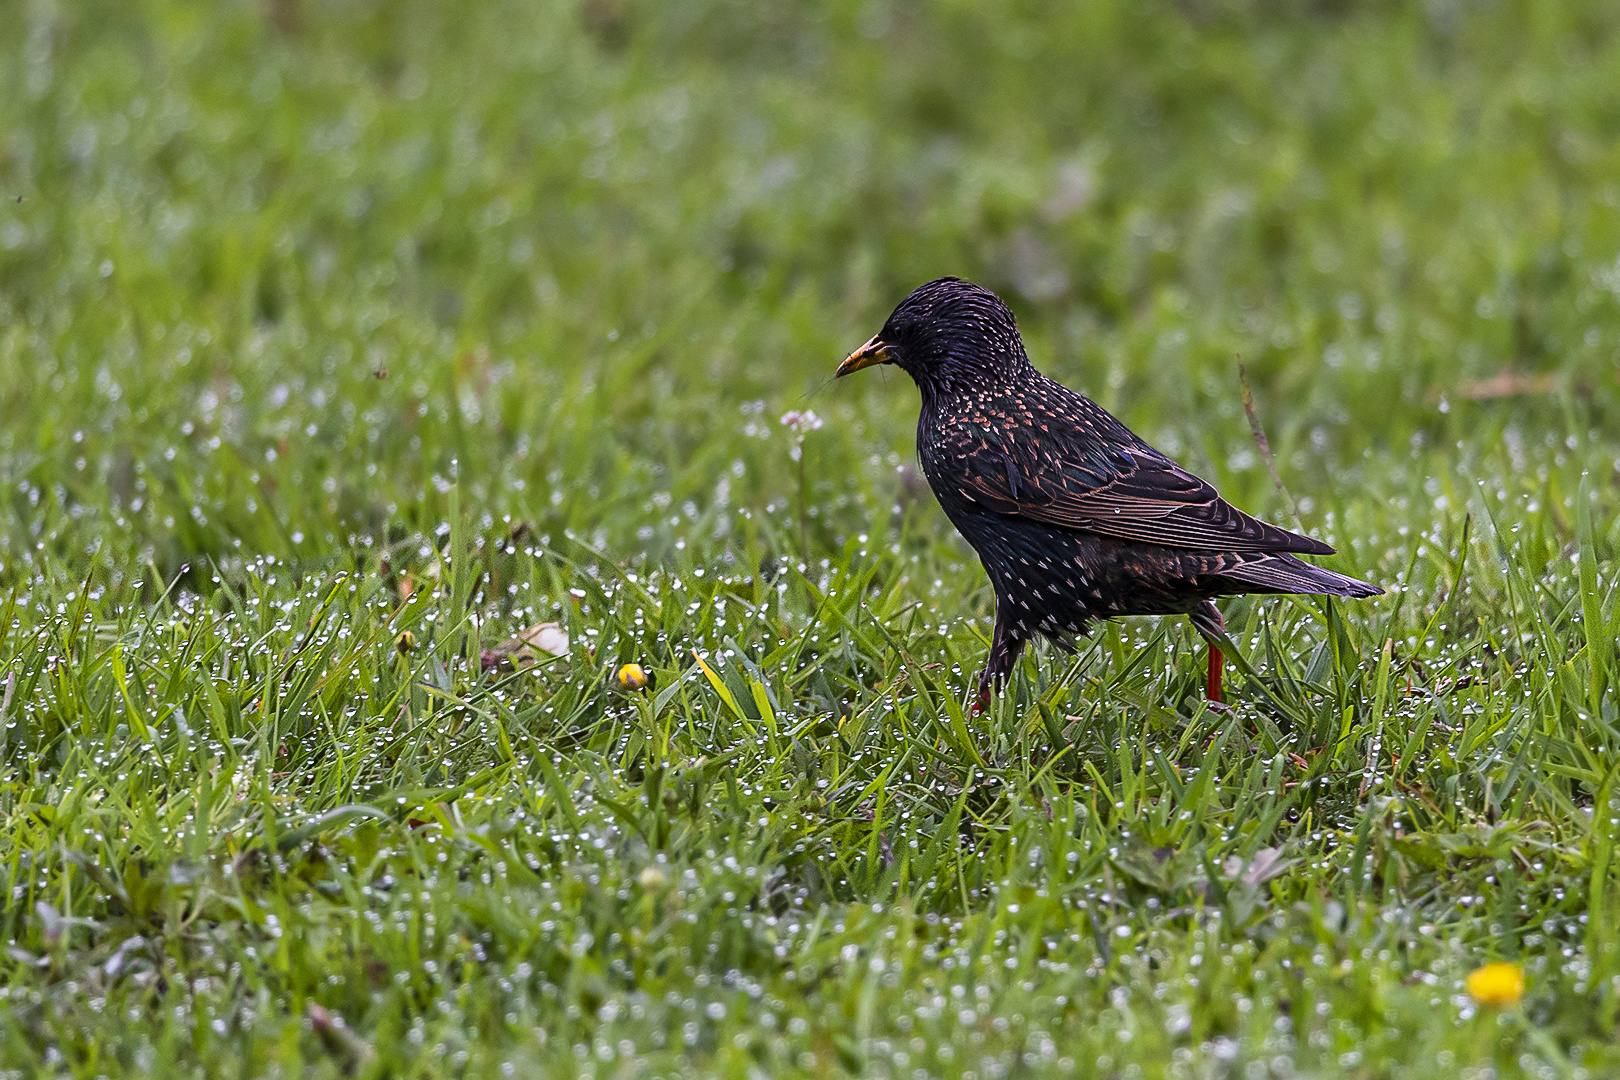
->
(946, 411, 1334, 556)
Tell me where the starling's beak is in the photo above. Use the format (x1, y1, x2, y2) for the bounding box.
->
(835, 335, 892, 378)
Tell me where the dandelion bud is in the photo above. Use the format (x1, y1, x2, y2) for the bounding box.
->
(1465, 962, 1524, 1007)
(615, 663, 651, 692)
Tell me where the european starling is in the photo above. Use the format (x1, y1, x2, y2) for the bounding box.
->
(836, 278, 1381, 708)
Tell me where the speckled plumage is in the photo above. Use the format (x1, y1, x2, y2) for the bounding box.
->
(837, 277, 1382, 705)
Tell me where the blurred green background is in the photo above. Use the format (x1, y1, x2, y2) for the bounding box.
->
(3, 0, 1617, 578)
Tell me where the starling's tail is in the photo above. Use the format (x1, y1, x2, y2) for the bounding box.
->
(1222, 554, 1382, 598)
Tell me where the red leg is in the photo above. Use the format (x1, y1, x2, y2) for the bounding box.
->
(1191, 601, 1227, 705)
(973, 603, 1026, 715)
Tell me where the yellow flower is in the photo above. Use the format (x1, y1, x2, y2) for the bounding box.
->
(1465, 962, 1524, 1007)
(615, 663, 651, 692)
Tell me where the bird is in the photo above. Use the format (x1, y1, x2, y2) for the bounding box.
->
(835, 277, 1381, 709)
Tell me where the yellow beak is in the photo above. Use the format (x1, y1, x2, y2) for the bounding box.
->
(835, 335, 892, 378)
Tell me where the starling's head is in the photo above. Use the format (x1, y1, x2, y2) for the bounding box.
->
(836, 277, 1030, 390)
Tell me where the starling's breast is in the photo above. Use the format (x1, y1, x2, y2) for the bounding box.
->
(915, 386, 1026, 504)
(952, 515, 1103, 637)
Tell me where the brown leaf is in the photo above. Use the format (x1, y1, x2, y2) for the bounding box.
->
(1448, 370, 1558, 401)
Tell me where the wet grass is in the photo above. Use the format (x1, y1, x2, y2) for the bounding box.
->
(2, 0, 1620, 1076)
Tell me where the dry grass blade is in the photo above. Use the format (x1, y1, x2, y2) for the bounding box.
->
(1238, 361, 1303, 531)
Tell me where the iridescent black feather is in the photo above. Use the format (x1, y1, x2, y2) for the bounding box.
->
(840, 278, 1381, 703)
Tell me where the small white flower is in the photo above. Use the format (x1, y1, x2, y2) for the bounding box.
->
(779, 409, 822, 435)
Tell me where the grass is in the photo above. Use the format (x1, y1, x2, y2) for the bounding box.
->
(2, 0, 1620, 1076)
